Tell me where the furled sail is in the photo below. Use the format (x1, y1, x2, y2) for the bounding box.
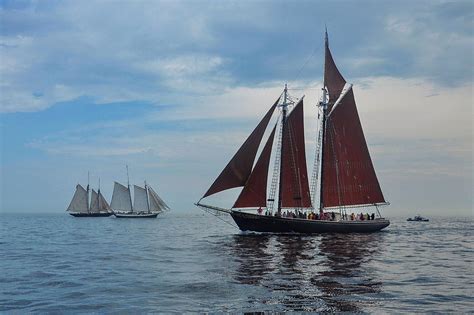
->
(202, 97, 279, 198)
(98, 191, 112, 212)
(324, 33, 346, 110)
(67, 184, 89, 213)
(148, 186, 169, 212)
(134, 185, 149, 212)
(111, 182, 132, 212)
(321, 88, 385, 208)
(280, 100, 312, 208)
(233, 124, 277, 208)
(90, 189, 100, 212)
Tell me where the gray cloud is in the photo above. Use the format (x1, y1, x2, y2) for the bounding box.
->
(1, 0, 472, 112)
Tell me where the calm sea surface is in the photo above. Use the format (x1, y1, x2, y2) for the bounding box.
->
(0, 213, 472, 313)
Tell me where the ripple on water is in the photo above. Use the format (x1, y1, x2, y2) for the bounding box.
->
(0, 214, 473, 312)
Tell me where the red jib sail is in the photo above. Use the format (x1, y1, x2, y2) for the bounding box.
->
(321, 88, 385, 207)
(233, 125, 277, 208)
(280, 100, 312, 208)
(202, 98, 279, 198)
(324, 35, 346, 110)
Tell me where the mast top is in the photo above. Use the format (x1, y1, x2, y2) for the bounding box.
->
(282, 83, 288, 111)
(325, 25, 328, 45)
(126, 165, 130, 187)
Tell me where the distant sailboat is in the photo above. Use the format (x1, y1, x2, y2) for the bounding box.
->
(111, 166, 169, 218)
(67, 179, 112, 217)
(196, 30, 390, 233)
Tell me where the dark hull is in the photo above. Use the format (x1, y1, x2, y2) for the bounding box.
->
(231, 211, 390, 233)
(69, 212, 112, 217)
(407, 218, 429, 222)
(113, 212, 159, 218)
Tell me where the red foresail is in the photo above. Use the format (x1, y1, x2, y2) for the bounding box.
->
(324, 36, 346, 110)
(321, 88, 385, 208)
(203, 98, 279, 198)
(280, 100, 312, 208)
(233, 125, 276, 208)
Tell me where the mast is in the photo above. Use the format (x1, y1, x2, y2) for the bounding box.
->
(126, 165, 134, 213)
(87, 171, 90, 213)
(319, 30, 329, 211)
(97, 177, 101, 211)
(277, 84, 288, 215)
(145, 180, 151, 214)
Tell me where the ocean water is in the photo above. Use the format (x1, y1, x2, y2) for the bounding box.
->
(0, 212, 472, 313)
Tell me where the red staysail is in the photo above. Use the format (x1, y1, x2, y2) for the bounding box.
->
(203, 98, 279, 198)
(280, 100, 312, 208)
(321, 89, 385, 207)
(324, 36, 346, 110)
(233, 125, 276, 208)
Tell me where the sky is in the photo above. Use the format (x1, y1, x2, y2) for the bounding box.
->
(0, 0, 472, 216)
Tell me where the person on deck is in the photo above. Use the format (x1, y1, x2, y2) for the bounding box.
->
(351, 213, 355, 221)
(257, 207, 263, 215)
(371, 213, 375, 220)
(360, 213, 365, 221)
(331, 212, 336, 221)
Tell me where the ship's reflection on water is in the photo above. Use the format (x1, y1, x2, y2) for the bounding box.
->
(230, 232, 384, 312)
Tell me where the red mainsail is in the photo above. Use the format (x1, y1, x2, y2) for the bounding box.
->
(321, 89, 385, 207)
(233, 125, 276, 208)
(203, 98, 279, 198)
(280, 100, 312, 208)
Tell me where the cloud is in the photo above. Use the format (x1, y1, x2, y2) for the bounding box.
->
(4, 76, 468, 213)
(1, 0, 472, 113)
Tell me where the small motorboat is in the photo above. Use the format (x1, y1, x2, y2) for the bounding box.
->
(407, 215, 429, 222)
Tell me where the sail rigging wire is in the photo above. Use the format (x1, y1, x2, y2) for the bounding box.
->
(286, 109, 303, 209)
(195, 203, 238, 229)
(323, 202, 389, 211)
(310, 106, 324, 207)
(293, 44, 322, 85)
(327, 121, 345, 216)
(267, 116, 283, 212)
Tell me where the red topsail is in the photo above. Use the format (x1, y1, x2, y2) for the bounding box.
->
(280, 100, 312, 208)
(324, 34, 346, 110)
(202, 98, 279, 198)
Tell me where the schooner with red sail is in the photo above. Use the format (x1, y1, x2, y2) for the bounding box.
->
(196, 31, 390, 233)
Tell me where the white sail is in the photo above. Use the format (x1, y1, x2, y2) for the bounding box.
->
(98, 191, 112, 212)
(148, 186, 169, 212)
(111, 181, 132, 212)
(67, 184, 89, 213)
(90, 189, 100, 212)
(134, 185, 149, 212)
(148, 191, 162, 212)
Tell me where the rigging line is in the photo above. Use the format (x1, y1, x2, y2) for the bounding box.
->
(288, 87, 321, 91)
(328, 121, 345, 215)
(287, 117, 303, 209)
(310, 107, 324, 206)
(198, 206, 238, 229)
(267, 113, 283, 212)
(209, 210, 238, 229)
(293, 44, 321, 84)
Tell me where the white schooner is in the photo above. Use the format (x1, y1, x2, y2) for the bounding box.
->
(111, 167, 169, 218)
